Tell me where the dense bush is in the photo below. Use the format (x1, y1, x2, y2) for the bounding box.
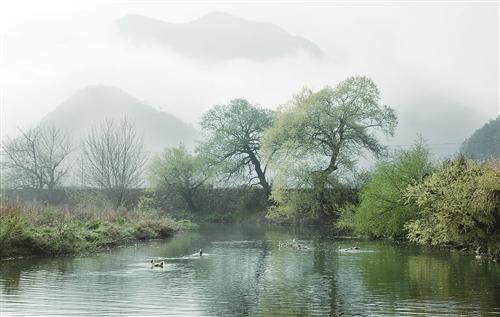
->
(337, 149, 500, 258)
(337, 141, 433, 238)
(267, 180, 358, 224)
(405, 158, 500, 256)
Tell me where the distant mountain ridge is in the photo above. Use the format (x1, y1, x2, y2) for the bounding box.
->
(116, 12, 323, 61)
(42, 85, 199, 152)
(460, 116, 500, 160)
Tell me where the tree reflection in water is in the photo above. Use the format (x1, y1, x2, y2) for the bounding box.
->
(1, 224, 499, 316)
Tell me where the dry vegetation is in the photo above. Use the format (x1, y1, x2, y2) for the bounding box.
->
(0, 203, 180, 259)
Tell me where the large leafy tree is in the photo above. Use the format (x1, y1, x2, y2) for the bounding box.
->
(264, 76, 397, 219)
(148, 146, 210, 212)
(198, 99, 274, 197)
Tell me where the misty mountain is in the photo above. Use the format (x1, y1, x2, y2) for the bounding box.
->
(41, 85, 199, 152)
(460, 116, 500, 160)
(116, 12, 323, 61)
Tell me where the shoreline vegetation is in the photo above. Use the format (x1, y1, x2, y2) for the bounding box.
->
(0, 203, 197, 260)
(1, 76, 499, 261)
(336, 149, 500, 261)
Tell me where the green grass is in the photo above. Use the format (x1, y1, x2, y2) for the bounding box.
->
(175, 219, 200, 231)
(0, 204, 181, 259)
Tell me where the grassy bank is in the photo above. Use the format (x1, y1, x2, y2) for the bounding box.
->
(0, 203, 192, 259)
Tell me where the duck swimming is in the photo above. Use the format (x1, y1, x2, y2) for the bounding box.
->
(151, 260, 164, 268)
(340, 246, 360, 252)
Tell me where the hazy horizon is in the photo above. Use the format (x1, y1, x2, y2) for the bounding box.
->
(1, 0, 498, 158)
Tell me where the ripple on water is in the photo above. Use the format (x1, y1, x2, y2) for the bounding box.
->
(1, 225, 500, 316)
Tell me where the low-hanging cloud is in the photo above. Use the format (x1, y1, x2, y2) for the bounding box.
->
(2, 2, 498, 159)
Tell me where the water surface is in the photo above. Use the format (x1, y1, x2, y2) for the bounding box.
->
(1, 224, 499, 316)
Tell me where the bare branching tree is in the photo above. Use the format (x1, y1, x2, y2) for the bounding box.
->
(1, 124, 72, 190)
(82, 118, 147, 208)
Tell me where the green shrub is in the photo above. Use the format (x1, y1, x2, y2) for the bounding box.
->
(335, 203, 357, 233)
(405, 158, 500, 254)
(338, 140, 433, 238)
(176, 219, 200, 231)
(0, 206, 35, 257)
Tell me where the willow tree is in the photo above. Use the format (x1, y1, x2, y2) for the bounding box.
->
(264, 76, 397, 220)
(198, 99, 274, 197)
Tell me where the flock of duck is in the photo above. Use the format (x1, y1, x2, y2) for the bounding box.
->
(150, 249, 203, 268)
(278, 239, 309, 250)
(277, 239, 361, 253)
(150, 242, 362, 268)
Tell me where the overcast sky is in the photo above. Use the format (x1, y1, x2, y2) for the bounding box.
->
(1, 0, 498, 157)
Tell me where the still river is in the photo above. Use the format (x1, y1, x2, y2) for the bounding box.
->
(1, 224, 499, 316)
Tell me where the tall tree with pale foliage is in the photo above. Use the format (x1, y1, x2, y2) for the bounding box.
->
(264, 76, 398, 219)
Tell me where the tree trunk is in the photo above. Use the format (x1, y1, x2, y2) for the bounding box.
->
(37, 176, 44, 190)
(313, 146, 341, 216)
(247, 151, 271, 198)
(312, 172, 333, 217)
(182, 191, 197, 212)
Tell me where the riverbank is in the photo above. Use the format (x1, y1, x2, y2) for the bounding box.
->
(337, 155, 500, 261)
(0, 203, 194, 259)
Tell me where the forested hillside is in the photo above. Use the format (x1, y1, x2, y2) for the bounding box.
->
(461, 116, 500, 160)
